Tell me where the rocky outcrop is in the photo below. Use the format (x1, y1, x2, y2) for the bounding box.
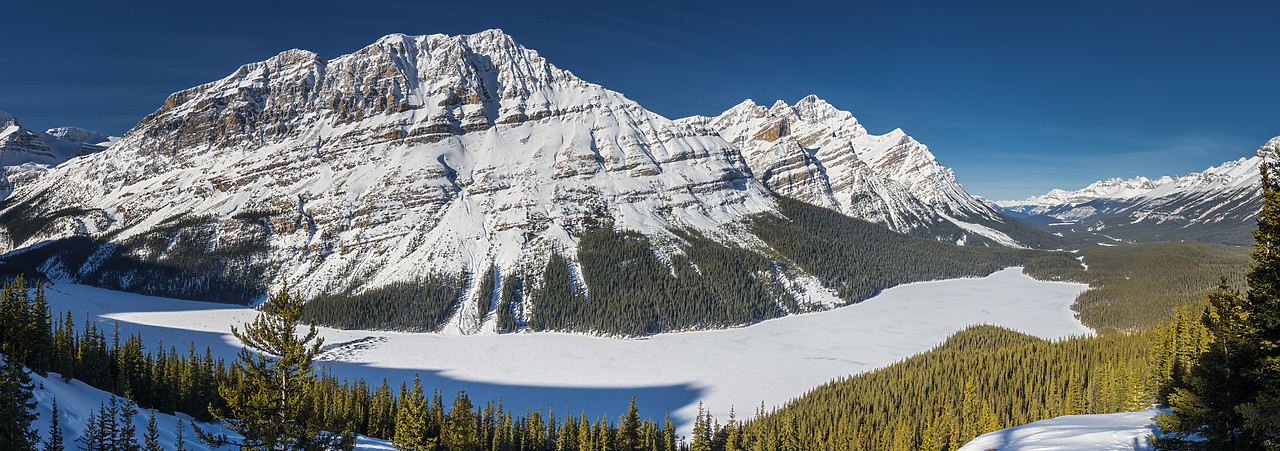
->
(688, 96, 1027, 247)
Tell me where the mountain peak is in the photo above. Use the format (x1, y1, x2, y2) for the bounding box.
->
(0, 111, 17, 126)
(2, 30, 777, 316)
(1258, 135, 1280, 159)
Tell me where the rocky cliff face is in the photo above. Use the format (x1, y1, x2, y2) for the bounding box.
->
(995, 136, 1278, 245)
(687, 96, 1030, 247)
(0, 112, 114, 198)
(0, 30, 804, 332)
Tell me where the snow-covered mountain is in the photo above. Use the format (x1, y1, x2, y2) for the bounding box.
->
(0, 111, 116, 198)
(683, 96, 1039, 248)
(995, 136, 1279, 245)
(0, 30, 799, 328)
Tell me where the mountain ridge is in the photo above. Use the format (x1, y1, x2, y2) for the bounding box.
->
(0, 29, 1060, 335)
(993, 136, 1279, 245)
(0, 111, 116, 199)
(683, 95, 1045, 248)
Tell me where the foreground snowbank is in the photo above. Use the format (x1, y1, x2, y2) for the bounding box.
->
(26, 370, 393, 450)
(41, 267, 1088, 429)
(959, 409, 1164, 451)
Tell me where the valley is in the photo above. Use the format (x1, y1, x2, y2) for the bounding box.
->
(0, 11, 1274, 450)
(35, 267, 1087, 431)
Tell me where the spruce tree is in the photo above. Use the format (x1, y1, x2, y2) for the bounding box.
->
(174, 419, 186, 451)
(78, 400, 116, 451)
(619, 397, 640, 451)
(114, 397, 140, 451)
(393, 375, 437, 451)
(0, 353, 39, 450)
(142, 410, 161, 451)
(1159, 161, 1280, 448)
(443, 390, 478, 451)
(43, 398, 62, 451)
(196, 285, 354, 450)
(1241, 160, 1280, 447)
(690, 403, 711, 451)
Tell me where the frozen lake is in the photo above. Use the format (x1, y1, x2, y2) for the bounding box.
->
(44, 266, 1089, 430)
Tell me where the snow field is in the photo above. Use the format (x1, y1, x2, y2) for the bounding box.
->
(958, 408, 1164, 450)
(41, 267, 1088, 432)
(26, 370, 394, 450)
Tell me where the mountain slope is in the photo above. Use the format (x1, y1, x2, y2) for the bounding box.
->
(0, 30, 1065, 335)
(995, 136, 1278, 245)
(0, 111, 115, 199)
(685, 96, 1055, 248)
(0, 30, 784, 322)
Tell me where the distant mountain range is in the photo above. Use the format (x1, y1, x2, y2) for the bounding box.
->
(0, 111, 116, 198)
(993, 136, 1279, 245)
(0, 30, 1070, 334)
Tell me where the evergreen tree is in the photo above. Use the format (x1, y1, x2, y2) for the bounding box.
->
(77, 406, 107, 451)
(619, 398, 640, 451)
(444, 390, 478, 451)
(142, 410, 161, 451)
(690, 403, 710, 451)
(1241, 161, 1280, 447)
(393, 375, 429, 451)
(114, 397, 140, 451)
(1159, 161, 1280, 447)
(0, 354, 39, 450)
(174, 420, 186, 451)
(43, 398, 62, 451)
(25, 283, 52, 375)
(196, 285, 354, 450)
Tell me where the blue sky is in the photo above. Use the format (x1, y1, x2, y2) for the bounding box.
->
(1, 0, 1276, 200)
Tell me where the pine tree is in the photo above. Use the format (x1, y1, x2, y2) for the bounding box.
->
(77, 406, 107, 451)
(393, 375, 429, 451)
(0, 353, 39, 450)
(142, 410, 161, 451)
(43, 398, 62, 451)
(174, 419, 186, 451)
(443, 390, 478, 451)
(1159, 161, 1280, 447)
(1240, 161, 1280, 448)
(661, 411, 675, 451)
(619, 397, 640, 451)
(25, 282, 52, 376)
(577, 414, 593, 451)
(196, 285, 355, 450)
(114, 397, 140, 451)
(690, 403, 711, 451)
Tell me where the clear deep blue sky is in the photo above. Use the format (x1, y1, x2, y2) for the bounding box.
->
(2, 0, 1276, 200)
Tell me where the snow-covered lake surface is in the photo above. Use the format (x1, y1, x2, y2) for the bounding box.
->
(959, 409, 1164, 450)
(43, 267, 1089, 430)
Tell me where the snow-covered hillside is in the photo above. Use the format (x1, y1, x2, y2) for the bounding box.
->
(0, 29, 783, 323)
(37, 267, 1088, 431)
(958, 409, 1163, 450)
(0, 111, 116, 199)
(994, 136, 1279, 245)
(24, 368, 393, 450)
(683, 96, 1030, 247)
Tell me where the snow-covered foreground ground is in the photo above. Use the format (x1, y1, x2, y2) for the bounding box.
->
(42, 267, 1089, 430)
(27, 370, 394, 450)
(959, 409, 1165, 450)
